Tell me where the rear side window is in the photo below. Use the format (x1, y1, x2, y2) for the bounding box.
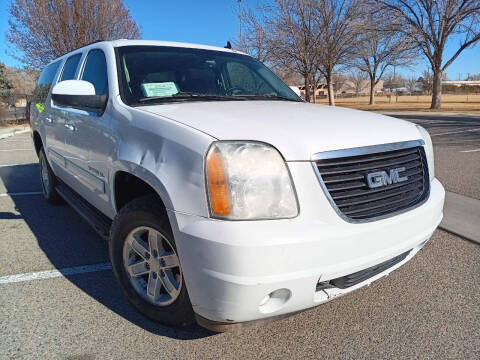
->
(32, 61, 61, 103)
(81, 50, 108, 95)
(60, 53, 82, 81)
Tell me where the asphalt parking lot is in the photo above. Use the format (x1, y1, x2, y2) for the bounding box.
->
(383, 112, 480, 200)
(1, 113, 479, 359)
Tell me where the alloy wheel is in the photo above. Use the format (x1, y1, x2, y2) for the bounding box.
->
(122, 226, 182, 306)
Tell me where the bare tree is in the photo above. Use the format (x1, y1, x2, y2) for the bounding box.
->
(353, 3, 417, 104)
(268, 0, 323, 103)
(405, 76, 418, 93)
(383, 72, 406, 90)
(313, 0, 359, 106)
(348, 71, 369, 96)
(417, 70, 434, 94)
(236, 7, 269, 62)
(380, 0, 480, 109)
(237, 1, 321, 102)
(332, 73, 348, 94)
(275, 67, 304, 86)
(466, 73, 480, 81)
(8, 0, 140, 69)
(0, 63, 13, 93)
(4, 66, 38, 95)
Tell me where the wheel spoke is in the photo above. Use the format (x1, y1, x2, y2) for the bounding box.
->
(160, 269, 180, 297)
(148, 230, 160, 255)
(127, 261, 149, 277)
(161, 253, 180, 268)
(146, 272, 161, 301)
(130, 233, 149, 260)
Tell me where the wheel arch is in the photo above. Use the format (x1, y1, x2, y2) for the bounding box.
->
(32, 130, 43, 155)
(111, 162, 174, 215)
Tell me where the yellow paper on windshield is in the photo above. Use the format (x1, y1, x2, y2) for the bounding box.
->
(141, 82, 179, 97)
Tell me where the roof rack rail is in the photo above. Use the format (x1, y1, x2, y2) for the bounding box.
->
(60, 40, 105, 57)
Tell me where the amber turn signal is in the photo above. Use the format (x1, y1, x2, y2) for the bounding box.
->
(207, 147, 231, 216)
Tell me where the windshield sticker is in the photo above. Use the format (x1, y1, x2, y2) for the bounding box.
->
(141, 82, 179, 97)
(36, 103, 45, 113)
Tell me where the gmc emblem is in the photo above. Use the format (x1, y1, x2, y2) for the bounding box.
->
(366, 167, 408, 189)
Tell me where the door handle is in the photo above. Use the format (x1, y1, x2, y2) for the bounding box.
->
(45, 117, 53, 123)
(64, 124, 76, 131)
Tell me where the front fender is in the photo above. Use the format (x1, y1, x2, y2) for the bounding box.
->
(111, 134, 211, 218)
(110, 159, 175, 212)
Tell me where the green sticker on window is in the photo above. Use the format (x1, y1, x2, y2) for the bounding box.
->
(141, 82, 179, 97)
(36, 103, 45, 113)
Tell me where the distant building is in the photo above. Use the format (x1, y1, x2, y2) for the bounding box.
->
(297, 80, 384, 98)
(442, 80, 480, 86)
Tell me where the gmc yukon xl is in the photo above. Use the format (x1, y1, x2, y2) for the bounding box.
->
(30, 40, 445, 331)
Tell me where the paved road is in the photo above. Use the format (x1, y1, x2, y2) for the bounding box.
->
(382, 112, 480, 200)
(0, 121, 479, 359)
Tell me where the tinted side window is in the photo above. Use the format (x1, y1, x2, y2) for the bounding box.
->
(60, 53, 82, 81)
(81, 50, 108, 95)
(32, 61, 61, 103)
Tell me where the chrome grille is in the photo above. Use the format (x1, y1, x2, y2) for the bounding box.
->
(314, 144, 430, 221)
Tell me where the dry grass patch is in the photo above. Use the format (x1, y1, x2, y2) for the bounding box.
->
(315, 94, 480, 112)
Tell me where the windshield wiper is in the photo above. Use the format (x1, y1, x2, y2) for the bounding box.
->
(138, 92, 239, 104)
(137, 92, 302, 104)
(232, 94, 303, 102)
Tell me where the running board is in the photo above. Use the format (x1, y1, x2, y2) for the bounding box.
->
(56, 183, 112, 240)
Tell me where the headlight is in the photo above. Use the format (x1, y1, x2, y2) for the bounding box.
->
(415, 125, 434, 181)
(205, 141, 298, 220)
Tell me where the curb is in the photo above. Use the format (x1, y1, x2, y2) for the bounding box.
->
(439, 191, 480, 244)
(0, 128, 30, 140)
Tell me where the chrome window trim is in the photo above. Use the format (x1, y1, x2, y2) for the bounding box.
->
(312, 140, 430, 224)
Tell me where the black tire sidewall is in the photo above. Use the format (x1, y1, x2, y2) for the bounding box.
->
(38, 148, 61, 203)
(109, 196, 194, 327)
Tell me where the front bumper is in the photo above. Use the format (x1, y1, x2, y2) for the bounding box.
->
(170, 165, 445, 325)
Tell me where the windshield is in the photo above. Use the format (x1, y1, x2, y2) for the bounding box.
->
(115, 45, 302, 105)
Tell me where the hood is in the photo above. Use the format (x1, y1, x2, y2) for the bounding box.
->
(140, 101, 422, 161)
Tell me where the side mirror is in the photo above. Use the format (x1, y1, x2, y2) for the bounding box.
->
(289, 86, 302, 97)
(51, 80, 107, 112)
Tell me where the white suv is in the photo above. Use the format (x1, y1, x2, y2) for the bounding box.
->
(30, 40, 445, 331)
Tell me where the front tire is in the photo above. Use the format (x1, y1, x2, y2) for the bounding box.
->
(109, 195, 194, 327)
(38, 147, 63, 204)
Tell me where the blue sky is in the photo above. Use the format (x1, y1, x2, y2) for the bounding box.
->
(0, 0, 479, 79)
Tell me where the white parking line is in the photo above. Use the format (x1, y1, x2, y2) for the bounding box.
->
(0, 262, 112, 284)
(460, 149, 480, 153)
(0, 149, 33, 152)
(0, 192, 43, 197)
(431, 128, 480, 136)
(0, 164, 38, 167)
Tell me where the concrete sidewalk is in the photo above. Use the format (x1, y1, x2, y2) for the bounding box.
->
(0, 125, 30, 139)
(440, 191, 480, 244)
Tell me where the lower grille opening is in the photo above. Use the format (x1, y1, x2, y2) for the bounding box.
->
(316, 250, 411, 291)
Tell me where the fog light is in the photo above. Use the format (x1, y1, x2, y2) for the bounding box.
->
(258, 288, 291, 314)
(259, 294, 270, 306)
